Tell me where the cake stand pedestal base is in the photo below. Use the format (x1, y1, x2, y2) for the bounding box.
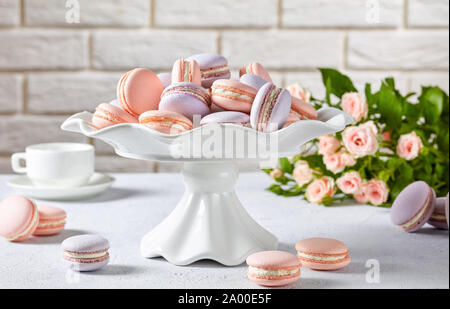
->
(141, 162, 278, 266)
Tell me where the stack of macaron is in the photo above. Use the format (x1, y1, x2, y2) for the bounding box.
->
(391, 181, 449, 232)
(91, 53, 318, 135)
(0, 195, 67, 242)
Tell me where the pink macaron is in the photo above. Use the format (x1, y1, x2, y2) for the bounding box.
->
(139, 110, 193, 135)
(91, 102, 138, 129)
(0, 196, 39, 242)
(200, 111, 250, 126)
(246, 251, 301, 287)
(296, 238, 351, 271)
(391, 181, 436, 233)
(186, 53, 231, 88)
(283, 112, 303, 128)
(171, 58, 202, 85)
(211, 79, 258, 114)
(250, 83, 292, 132)
(239, 62, 272, 83)
(291, 97, 318, 120)
(428, 197, 449, 230)
(117, 68, 164, 117)
(159, 82, 211, 120)
(33, 205, 67, 236)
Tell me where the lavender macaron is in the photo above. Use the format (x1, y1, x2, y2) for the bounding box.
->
(186, 53, 231, 88)
(445, 194, 449, 228)
(200, 111, 250, 126)
(250, 83, 292, 132)
(391, 181, 436, 233)
(428, 197, 449, 230)
(159, 82, 211, 120)
(62, 234, 110, 272)
(240, 74, 269, 91)
(157, 72, 172, 89)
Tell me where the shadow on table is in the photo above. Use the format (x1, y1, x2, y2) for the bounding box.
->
(86, 264, 145, 276)
(19, 229, 89, 245)
(415, 226, 449, 237)
(64, 187, 151, 204)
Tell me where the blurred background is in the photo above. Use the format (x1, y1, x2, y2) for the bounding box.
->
(0, 0, 448, 173)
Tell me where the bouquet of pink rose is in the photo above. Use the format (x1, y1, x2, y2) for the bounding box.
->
(264, 69, 449, 207)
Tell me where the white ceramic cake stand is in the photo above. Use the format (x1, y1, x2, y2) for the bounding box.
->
(61, 107, 353, 266)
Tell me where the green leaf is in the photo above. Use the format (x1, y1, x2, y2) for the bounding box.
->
(279, 158, 294, 174)
(319, 68, 357, 103)
(378, 82, 403, 130)
(419, 87, 445, 124)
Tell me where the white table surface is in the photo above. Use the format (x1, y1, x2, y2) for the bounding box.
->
(0, 173, 448, 289)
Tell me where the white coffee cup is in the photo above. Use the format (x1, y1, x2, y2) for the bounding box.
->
(11, 143, 95, 188)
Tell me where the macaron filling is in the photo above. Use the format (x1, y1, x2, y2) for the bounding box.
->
(8, 203, 38, 242)
(430, 213, 446, 222)
(141, 116, 193, 130)
(162, 85, 211, 107)
(201, 65, 230, 78)
(38, 219, 66, 228)
(64, 250, 108, 260)
(400, 190, 432, 230)
(248, 266, 300, 278)
(297, 252, 348, 262)
(95, 106, 129, 124)
(258, 85, 282, 127)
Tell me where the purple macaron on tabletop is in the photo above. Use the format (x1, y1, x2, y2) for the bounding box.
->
(159, 82, 211, 120)
(250, 83, 292, 133)
(62, 234, 110, 272)
(240, 74, 269, 91)
(200, 111, 250, 126)
(390, 181, 436, 233)
(186, 53, 231, 88)
(428, 197, 449, 230)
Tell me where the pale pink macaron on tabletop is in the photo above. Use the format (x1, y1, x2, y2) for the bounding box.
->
(0, 196, 40, 242)
(33, 205, 67, 236)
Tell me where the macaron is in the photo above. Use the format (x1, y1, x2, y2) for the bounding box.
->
(159, 82, 211, 120)
(139, 110, 193, 135)
(200, 111, 250, 126)
(240, 74, 269, 90)
(157, 72, 172, 89)
(171, 58, 201, 85)
(446, 194, 449, 228)
(246, 251, 301, 287)
(291, 97, 318, 120)
(391, 181, 436, 233)
(186, 53, 231, 88)
(62, 234, 110, 272)
(33, 205, 67, 236)
(0, 196, 39, 242)
(91, 102, 138, 129)
(283, 112, 303, 128)
(296, 238, 351, 271)
(211, 79, 258, 114)
(428, 197, 449, 230)
(239, 62, 272, 83)
(117, 68, 164, 117)
(250, 83, 292, 132)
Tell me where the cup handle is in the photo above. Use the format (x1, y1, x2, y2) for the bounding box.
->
(11, 152, 27, 174)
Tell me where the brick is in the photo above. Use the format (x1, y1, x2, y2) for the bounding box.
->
(24, 0, 150, 27)
(28, 73, 120, 114)
(406, 72, 449, 94)
(93, 30, 218, 70)
(408, 0, 449, 27)
(0, 0, 20, 26)
(95, 156, 155, 173)
(222, 31, 342, 69)
(0, 30, 88, 70)
(0, 116, 88, 153)
(0, 74, 22, 113)
(347, 31, 449, 70)
(154, 0, 277, 28)
(283, 0, 402, 27)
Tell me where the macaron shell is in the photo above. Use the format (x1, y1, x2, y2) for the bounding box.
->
(211, 79, 257, 113)
(295, 238, 349, 256)
(66, 254, 110, 272)
(186, 53, 231, 88)
(246, 251, 301, 269)
(0, 196, 39, 241)
(157, 72, 172, 88)
(248, 272, 300, 287)
(428, 197, 449, 230)
(240, 62, 272, 83)
(240, 74, 269, 90)
(291, 97, 318, 120)
(33, 205, 67, 236)
(391, 181, 434, 226)
(92, 103, 138, 129)
(171, 59, 201, 85)
(118, 68, 163, 116)
(200, 111, 250, 125)
(62, 234, 109, 253)
(140, 110, 193, 134)
(283, 112, 302, 128)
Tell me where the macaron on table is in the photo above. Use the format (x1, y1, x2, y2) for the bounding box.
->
(61, 54, 353, 266)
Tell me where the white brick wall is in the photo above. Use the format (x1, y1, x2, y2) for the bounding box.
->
(0, 0, 448, 173)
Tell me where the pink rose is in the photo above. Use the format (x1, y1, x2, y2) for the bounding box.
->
(286, 83, 312, 103)
(340, 151, 356, 167)
(342, 122, 379, 157)
(396, 131, 423, 161)
(293, 160, 314, 187)
(337, 172, 363, 195)
(382, 130, 392, 142)
(270, 169, 284, 180)
(323, 152, 345, 174)
(318, 135, 341, 156)
(341, 92, 368, 123)
(365, 179, 389, 206)
(353, 181, 369, 204)
(305, 176, 336, 204)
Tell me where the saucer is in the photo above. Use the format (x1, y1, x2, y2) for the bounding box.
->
(6, 173, 115, 201)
